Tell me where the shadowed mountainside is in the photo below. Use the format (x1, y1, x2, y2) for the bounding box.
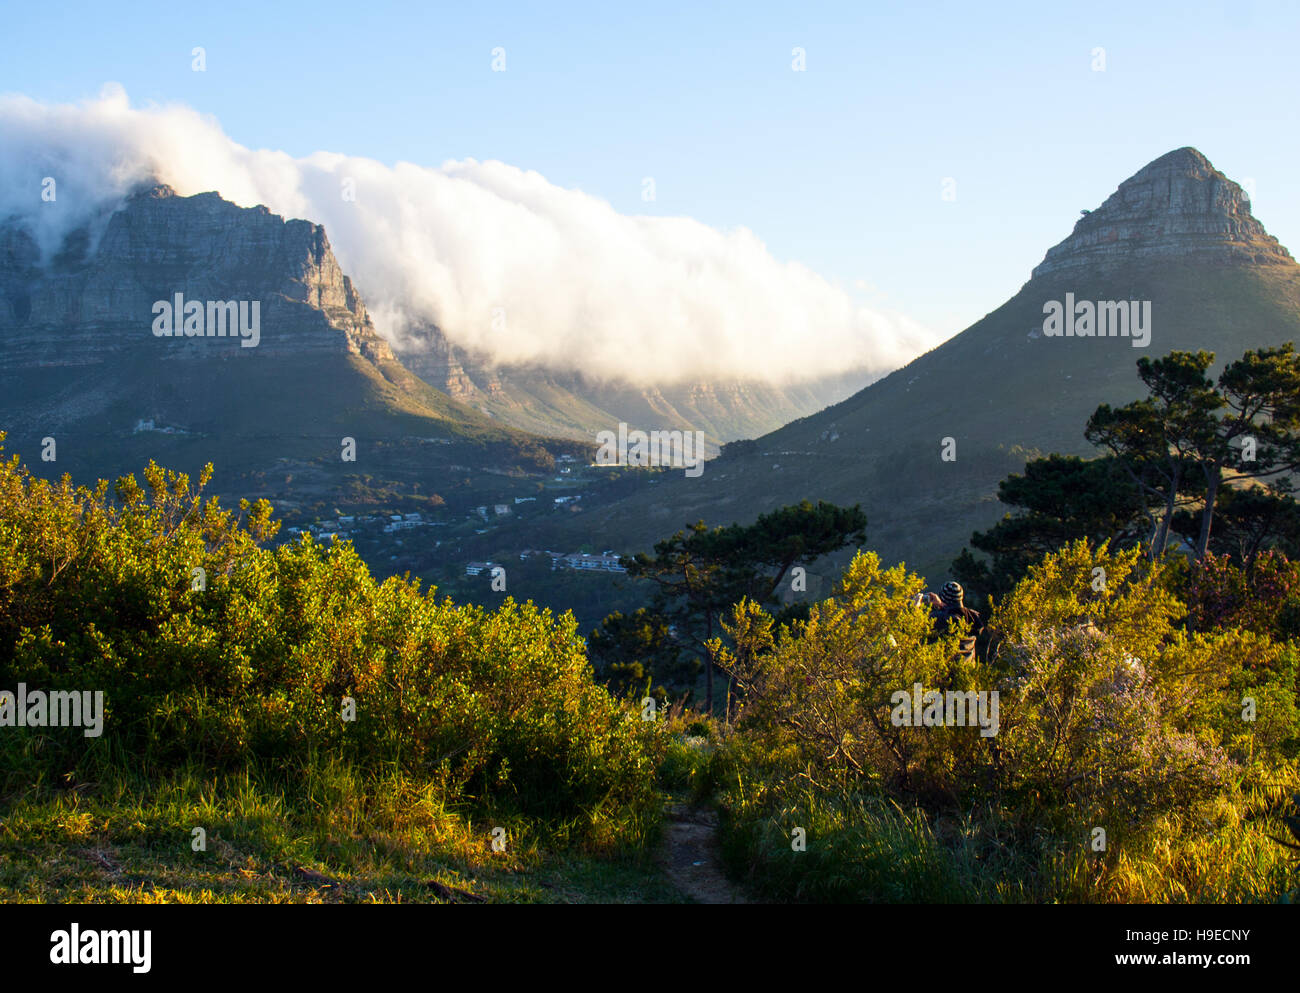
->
(540, 148, 1300, 583)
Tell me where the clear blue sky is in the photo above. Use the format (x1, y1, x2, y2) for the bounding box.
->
(4, 0, 1298, 339)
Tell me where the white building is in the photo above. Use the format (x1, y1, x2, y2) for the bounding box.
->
(557, 552, 625, 574)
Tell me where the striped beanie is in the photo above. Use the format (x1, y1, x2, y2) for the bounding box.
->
(940, 581, 964, 607)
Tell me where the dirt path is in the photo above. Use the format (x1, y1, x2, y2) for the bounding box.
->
(659, 803, 745, 904)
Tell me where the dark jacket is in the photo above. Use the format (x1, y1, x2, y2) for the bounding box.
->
(930, 603, 984, 660)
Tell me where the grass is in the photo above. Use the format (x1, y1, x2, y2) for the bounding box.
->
(713, 783, 1300, 904)
(6, 729, 1298, 903)
(0, 762, 684, 904)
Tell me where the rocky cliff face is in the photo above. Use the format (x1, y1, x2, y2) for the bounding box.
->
(0, 182, 870, 445)
(0, 184, 394, 366)
(396, 321, 872, 447)
(1032, 147, 1294, 278)
(0, 182, 556, 521)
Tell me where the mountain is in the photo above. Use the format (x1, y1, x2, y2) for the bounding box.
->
(0, 185, 578, 516)
(394, 323, 874, 453)
(537, 148, 1300, 583)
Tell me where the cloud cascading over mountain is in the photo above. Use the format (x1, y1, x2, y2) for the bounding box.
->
(0, 84, 937, 386)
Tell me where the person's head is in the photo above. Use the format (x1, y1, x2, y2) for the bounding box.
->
(941, 581, 964, 608)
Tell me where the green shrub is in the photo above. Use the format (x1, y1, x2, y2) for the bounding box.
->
(0, 443, 662, 834)
(708, 539, 1300, 900)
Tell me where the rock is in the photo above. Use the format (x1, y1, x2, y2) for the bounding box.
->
(0, 183, 394, 366)
(423, 879, 487, 903)
(1031, 147, 1294, 279)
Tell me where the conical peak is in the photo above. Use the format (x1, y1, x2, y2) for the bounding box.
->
(1031, 148, 1293, 278)
(1134, 146, 1213, 176)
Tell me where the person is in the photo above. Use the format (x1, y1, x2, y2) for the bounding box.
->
(925, 581, 985, 664)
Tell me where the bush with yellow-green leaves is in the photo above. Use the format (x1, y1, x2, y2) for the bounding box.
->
(713, 539, 1300, 890)
(0, 441, 662, 831)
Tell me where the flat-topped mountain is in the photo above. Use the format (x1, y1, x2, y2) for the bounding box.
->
(0, 185, 575, 514)
(1, 183, 394, 363)
(0, 178, 873, 463)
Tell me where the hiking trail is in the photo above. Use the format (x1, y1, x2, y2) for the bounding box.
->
(660, 802, 745, 904)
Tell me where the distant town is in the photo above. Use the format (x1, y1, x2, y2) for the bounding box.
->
(277, 451, 634, 583)
(466, 550, 627, 577)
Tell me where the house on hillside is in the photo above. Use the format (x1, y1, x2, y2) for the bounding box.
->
(557, 552, 625, 574)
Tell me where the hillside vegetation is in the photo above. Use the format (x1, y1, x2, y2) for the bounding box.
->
(3, 436, 1299, 902)
(0, 438, 666, 901)
(697, 542, 1300, 901)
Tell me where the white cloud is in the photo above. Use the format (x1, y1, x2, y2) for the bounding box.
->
(0, 85, 938, 384)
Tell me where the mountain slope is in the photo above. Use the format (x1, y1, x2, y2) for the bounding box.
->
(0, 185, 576, 511)
(543, 148, 1300, 582)
(396, 323, 874, 452)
